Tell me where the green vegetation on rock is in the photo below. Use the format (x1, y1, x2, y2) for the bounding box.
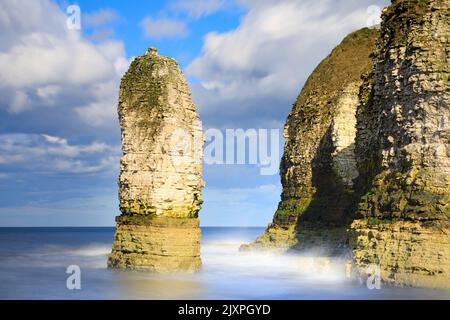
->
(244, 27, 379, 251)
(109, 48, 204, 272)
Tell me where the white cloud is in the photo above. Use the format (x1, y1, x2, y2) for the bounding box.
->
(41, 134, 116, 157)
(83, 9, 119, 28)
(0, 155, 25, 165)
(169, 0, 227, 19)
(0, 133, 120, 174)
(0, 0, 66, 51)
(0, 34, 112, 87)
(0, 0, 129, 127)
(52, 155, 119, 174)
(0, 173, 7, 179)
(141, 16, 188, 39)
(187, 0, 389, 128)
(9, 91, 31, 113)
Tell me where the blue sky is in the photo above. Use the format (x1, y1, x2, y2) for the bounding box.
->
(63, 0, 245, 67)
(0, 0, 390, 226)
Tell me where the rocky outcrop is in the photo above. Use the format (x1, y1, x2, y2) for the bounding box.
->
(242, 28, 379, 252)
(109, 216, 201, 272)
(108, 48, 204, 272)
(244, 0, 449, 289)
(349, 220, 450, 289)
(350, 0, 450, 288)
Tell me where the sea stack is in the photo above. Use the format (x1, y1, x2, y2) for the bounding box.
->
(350, 0, 450, 288)
(108, 47, 204, 272)
(244, 0, 450, 289)
(242, 28, 379, 252)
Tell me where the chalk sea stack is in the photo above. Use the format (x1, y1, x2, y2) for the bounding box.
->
(350, 0, 450, 288)
(108, 48, 204, 272)
(242, 27, 380, 253)
(244, 0, 449, 288)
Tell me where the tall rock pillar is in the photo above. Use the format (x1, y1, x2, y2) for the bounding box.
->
(108, 48, 204, 272)
(351, 0, 450, 288)
(242, 28, 379, 252)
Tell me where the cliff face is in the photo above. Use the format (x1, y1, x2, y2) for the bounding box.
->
(350, 0, 450, 288)
(108, 48, 204, 272)
(243, 28, 379, 252)
(244, 0, 449, 288)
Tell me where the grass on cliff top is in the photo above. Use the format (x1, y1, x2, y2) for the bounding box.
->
(385, 0, 431, 20)
(292, 27, 379, 125)
(382, 0, 432, 46)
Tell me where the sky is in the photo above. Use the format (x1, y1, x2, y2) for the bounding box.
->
(0, 0, 390, 227)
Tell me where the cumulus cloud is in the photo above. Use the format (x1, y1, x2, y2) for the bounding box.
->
(83, 9, 119, 28)
(169, 0, 228, 19)
(83, 9, 121, 42)
(0, 133, 120, 174)
(141, 16, 188, 39)
(0, 0, 128, 127)
(187, 0, 390, 129)
(140, 0, 231, 42)
(0, 0, 391, 227)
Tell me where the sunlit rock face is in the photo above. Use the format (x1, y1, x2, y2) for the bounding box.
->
(108, 48, 204, 272)
(242, 28, 379, 253)
(350, 0, 450, 289)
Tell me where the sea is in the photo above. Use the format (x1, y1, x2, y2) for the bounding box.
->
(0, 227, 448, 300)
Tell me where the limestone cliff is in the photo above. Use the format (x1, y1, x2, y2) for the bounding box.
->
(108, 48, 204, 272)
(245, 0, 450, 289)
(242, 28, 379, 252)
(350, 0, 450, 288)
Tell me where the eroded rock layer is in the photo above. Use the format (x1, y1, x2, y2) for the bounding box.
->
(349, 220, 450, 289)
(351, 0, 450, 288)
(109, 216, 201, 272)
(108, 48, 204, 272)
(243, 28, 379, 252)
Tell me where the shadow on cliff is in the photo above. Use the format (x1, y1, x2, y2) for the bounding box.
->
(288, 126, 360, 256)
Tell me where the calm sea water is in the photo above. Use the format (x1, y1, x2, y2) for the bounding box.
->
(0, 227, 448, 300)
